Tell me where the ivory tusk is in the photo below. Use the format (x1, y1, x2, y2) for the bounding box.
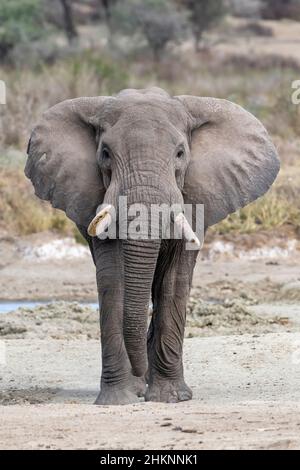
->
(87, 205, 113, 237)
(174, 213, 201, 249)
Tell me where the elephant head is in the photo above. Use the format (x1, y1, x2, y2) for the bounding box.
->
(25, 87, 280, 377)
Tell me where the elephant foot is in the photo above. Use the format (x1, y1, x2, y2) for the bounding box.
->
(130, 375, 147, 397)
(95, 386, 141, 406)
(145, 378, 192, 403)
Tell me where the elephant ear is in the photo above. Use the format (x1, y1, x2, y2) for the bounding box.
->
(176, 96, 280, 228)
(25, 97, 109, 228)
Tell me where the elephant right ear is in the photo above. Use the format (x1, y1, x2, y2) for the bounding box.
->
(25, 97, 109, 228)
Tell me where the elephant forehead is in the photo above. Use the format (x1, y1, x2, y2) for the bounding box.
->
(105, 116, 184, 152)
(99, 93, 187, 129)
(121, 97, 186, 123)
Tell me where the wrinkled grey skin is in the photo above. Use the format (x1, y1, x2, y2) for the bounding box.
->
(25, 87, 280, 405)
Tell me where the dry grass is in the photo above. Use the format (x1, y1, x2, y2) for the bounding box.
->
(211, 190, 300, 236)
(0, 166, 72, 235)
(0, 52, 128, 149)
(0, 43, 299, 238)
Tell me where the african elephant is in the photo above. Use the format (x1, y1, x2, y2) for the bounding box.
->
(25, 87, 279, 405)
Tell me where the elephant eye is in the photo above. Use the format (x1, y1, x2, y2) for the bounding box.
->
(101, 147, 111, 161)
(176, 148, 184, 159)
(100, 146, 113, 169)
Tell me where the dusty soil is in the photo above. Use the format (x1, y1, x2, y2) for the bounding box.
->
(216, 18, 300, 63)
(0, 296, 299, 341)
(1, 402, 300, 450)
(179, 17, 300, 64)
(0, 232, 300, 449)
(0, 233, 95, 301)
(0, 230, 300, 303)
(1, 334, 300, 449)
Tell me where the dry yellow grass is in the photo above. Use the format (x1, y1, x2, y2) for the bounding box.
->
(0, 30, 299, 238)
(0, 166, 72, 235)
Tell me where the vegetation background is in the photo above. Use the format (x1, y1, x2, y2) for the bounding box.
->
(0, 0, 299, 241)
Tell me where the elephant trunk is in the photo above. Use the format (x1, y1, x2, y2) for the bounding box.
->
(88, 183, 185, 377)
(123, 238, 160, 377)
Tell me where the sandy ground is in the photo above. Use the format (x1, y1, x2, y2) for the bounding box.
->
(1, 334, 300, 450)
(0, 232, 300, 449)
(0, 231, 300, 302)
(2, 402, 300, 450)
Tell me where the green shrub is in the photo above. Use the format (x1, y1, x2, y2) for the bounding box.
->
(111, 0, 185, 61)
(0, 0, 46, 61)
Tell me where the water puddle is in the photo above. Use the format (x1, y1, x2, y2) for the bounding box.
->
(0, 301, 98, 315)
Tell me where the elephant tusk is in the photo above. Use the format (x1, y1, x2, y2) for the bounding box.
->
(87, 205, 113, 237)
(174, 212, 201, 249)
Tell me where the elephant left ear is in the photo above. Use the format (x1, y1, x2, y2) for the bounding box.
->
(176, 96, 280, 228)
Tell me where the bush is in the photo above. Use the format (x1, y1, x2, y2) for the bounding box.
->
(179, 0, 225, 51)
(261, 0, 300, 20)
(111, 0, 185, 61)
(0, 0, 46, 61)
(226, 0, 262, 18)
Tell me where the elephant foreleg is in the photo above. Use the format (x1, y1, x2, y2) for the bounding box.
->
(93, 239, 145, 405)
(146, 243, 198, 403)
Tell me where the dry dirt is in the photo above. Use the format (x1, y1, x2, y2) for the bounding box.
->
(180, 17, 300, 64)
(1, 230, 300, 303)
(1, 334, 300, 450)
(0, 232, 300, 449)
